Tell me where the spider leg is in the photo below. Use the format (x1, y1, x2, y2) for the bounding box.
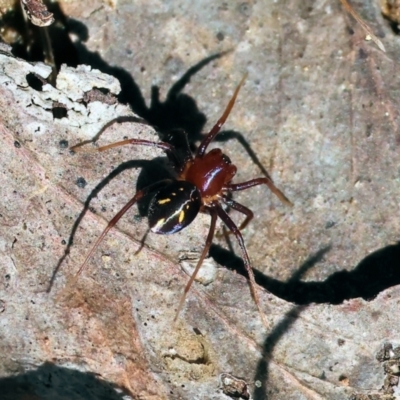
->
(174, 208, 218, 322)
(227, 177, 293, 206)
(71, 138, 182, 169)
(66, 179, 171, 290)
(221, 196, 254, 231)
(68, 116, 150, 150)
(197, 74, 248, 157)
(71, 138, 173, 153)
(133, 227, 150, 256)
(215, 204, 269, 328)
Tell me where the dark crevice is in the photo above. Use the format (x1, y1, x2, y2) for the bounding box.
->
(26, 72, 44, 91)
(52, 102, 67, 119)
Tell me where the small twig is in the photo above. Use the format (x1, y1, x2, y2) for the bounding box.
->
(340, 0, 386, 52)
(20, 0, 54, 27)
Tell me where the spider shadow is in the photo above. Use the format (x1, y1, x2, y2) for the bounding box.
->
(75, 41, 213, 139)
(250, 247, 327, 400)
(253, 304, 307, 400)
(74, 49, 273, 187)
(69, 18, 268, 165)
(210, 241, 400, 398)
(0, 361, 131, 400)
(210, 241, 400, 305)
(76, 48, 270, 171)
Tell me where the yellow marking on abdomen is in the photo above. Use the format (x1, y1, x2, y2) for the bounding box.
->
(158, 198, 171, 205)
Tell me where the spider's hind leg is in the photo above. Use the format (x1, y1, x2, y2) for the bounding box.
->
(60, 180, 171, 298)
(215, 203, 269, 328)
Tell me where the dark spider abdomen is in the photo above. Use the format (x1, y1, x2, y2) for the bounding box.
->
(148, 181, 202, 234)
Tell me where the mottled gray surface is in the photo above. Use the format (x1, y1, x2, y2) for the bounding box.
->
(0, 1, 400, 399)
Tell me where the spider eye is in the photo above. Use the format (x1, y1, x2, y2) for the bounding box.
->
(148, 181, 202, 234)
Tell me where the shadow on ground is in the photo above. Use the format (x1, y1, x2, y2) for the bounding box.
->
(0, 361, 131, 400)
(211, 242, 400, 304)
(244, 243, 400, 399)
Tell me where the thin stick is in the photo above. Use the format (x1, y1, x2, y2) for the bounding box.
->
(340, 0, 385, 52)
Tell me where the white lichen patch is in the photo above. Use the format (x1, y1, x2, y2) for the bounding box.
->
(0, 50, 132, 138)
(56, 64, 121, 101)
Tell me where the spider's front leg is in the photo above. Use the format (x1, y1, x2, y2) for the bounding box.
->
(62, 180, 171, 294)
(227, 178, 292, 206)
(70, 138, 173, 154)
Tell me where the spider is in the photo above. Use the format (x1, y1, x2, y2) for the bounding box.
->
(70, 74, 292, 326)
